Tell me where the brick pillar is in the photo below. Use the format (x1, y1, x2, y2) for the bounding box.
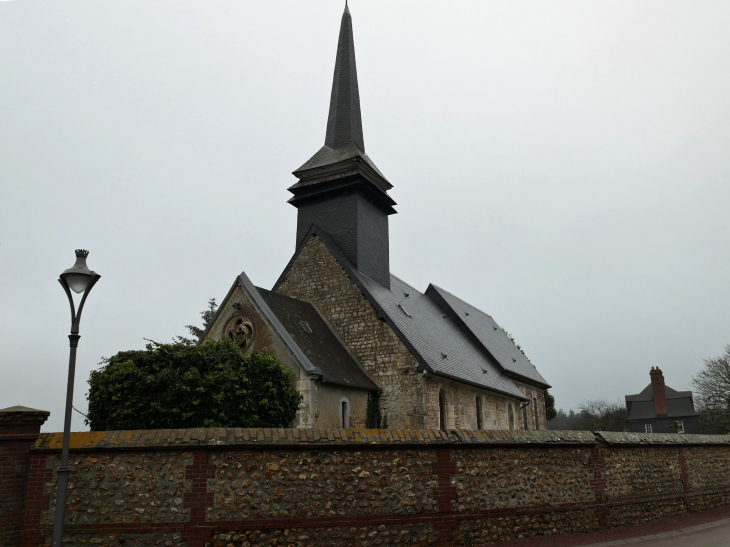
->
(588, 443, 607, 528)
(0, 406, 50, 547)
(433, 448, 458, 547)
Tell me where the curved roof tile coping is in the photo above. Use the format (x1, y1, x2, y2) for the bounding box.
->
(31, 429, 730, 452)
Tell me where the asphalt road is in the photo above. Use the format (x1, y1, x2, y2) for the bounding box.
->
(587, 519, 730, 547)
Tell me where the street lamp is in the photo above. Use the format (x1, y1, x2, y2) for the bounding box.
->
(52, 249, 101, 547)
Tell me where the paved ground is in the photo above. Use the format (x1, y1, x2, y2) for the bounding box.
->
(474, 505, 730, 547)
(587, 518, 730, 546)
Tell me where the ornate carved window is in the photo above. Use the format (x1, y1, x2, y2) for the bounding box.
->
(223, 315, 255, 353)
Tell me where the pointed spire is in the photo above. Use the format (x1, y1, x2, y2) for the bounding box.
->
(325, 3, 365, 152)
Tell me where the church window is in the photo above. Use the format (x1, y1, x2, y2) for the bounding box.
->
(645, 424, 652, 433)
(439, 392, 446, 430)
(522, 404, 529, 430)
(340, 399, 349, 428)
(476, 396, 482, 430)
(533, 397, 539, 429)
(224, 316, 255, 353)
(508, 404, 515, 431)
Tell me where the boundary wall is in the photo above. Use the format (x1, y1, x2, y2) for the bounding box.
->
(2, 408, 730, 547)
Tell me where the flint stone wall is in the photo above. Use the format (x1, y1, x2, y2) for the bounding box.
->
(4, 427, 730, 547)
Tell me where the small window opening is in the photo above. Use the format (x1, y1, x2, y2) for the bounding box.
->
(645, 424, 653, 433)
(508, 404, 515, 431)
(522, 404, 529, 430)
(299, 320, 312, 333)
(439, 392, 446, 430)
(476, 397, 483, 430)
(677, 421, 684, 433)
(341, 400, 349, 428)
(533, 397, 539, 430)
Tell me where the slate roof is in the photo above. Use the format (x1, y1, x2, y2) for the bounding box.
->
(257, 288, 377, 391)
(356, 273, 529, 399)
(426, 285, 550, 387)
(625, 384, 700, 421)
(325, 4, 364, 152)
(275, 226, 548, 401)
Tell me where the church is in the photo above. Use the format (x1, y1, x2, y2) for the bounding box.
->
(200, 5, 551, 431)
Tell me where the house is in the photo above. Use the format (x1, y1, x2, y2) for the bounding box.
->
(200, 5, 551, 431)
(625, 367, 700, 434)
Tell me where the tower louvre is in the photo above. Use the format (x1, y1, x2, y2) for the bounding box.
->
(288, 4, 395, 288)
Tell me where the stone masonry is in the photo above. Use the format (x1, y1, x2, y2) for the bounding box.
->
(276, 235, 426, 429)
(3, 409, 730, 547)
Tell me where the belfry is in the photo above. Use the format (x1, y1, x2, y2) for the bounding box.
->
(201, 5, 551, 430)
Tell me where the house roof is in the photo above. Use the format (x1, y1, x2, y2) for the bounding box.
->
(257, 288, 377, 391)
(625, 384, 700, 421)
(275, 225, 549, 401)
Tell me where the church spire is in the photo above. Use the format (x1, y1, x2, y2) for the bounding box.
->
(325, 3, 364, 152)
(288, 3, 395, 288)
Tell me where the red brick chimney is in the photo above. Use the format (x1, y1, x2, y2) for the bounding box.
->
(650, 367, 668, 415)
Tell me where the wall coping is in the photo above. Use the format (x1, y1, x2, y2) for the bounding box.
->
(29, 428, 730, 452)
(595, 430, 730, 445)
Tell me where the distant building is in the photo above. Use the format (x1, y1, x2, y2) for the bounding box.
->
(199, 5, 551, 431)
(625, 367, 700, 434)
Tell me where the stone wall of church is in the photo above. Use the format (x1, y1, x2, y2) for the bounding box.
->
(423, 375, 523, 431)
(276, 235, 426, 429)
(511, 380, 548, 430)
(314, 383, 369, 429)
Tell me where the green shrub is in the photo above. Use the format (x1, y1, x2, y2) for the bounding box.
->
(86, 338, 302, 430)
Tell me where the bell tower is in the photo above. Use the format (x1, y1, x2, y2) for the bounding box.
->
(288, 4, 395, 288)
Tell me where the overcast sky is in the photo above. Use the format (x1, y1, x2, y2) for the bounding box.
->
(2, 1, 729, 432)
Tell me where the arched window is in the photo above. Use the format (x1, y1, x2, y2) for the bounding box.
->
(340, 399, 349, 428)
(508, 404, 515, 431)
(522, 404, 529, 430)
(533, 397, 539, 430)
(439, 391, 446, 430)
(476, 396, 483, 430)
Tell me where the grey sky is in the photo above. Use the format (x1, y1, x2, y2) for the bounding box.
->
(1, 1, 728, 432)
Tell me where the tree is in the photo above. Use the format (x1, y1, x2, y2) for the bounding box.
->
(691, 345, 730, 434)
(175, 298, 218, 345)
(548, 409, 593, 431)
(578, 399, 628, 432)
(365, 392, 382, 429)
(86, 338, 302, 430)
(544, 390, 557, 421)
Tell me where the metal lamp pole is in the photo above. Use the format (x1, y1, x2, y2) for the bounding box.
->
(52, 249, 101, 547)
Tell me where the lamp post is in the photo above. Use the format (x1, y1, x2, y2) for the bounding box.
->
(52, 249, 101, 547)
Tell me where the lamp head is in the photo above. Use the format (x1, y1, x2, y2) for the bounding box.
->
(60, 249, 97, 293)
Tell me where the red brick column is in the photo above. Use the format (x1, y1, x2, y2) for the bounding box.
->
(183, 450, 215, 547)
(433, 448, 458, 546)
(0, 406, 50, 547)
(677, 446, 691, 512)
(588, 443, 607, 528)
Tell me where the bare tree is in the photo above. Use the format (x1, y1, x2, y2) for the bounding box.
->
(691, 345, 730, 434)
(578, 399, 628, 432)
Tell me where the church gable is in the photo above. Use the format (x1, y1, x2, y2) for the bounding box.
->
(275, 231, 427, 428)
